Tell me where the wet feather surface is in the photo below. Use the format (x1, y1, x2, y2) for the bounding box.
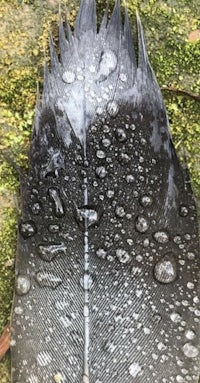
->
(11, 1, 200, 382)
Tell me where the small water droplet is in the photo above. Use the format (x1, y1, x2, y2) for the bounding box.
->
(36, 351, 52, 367)
(96, 248, 107, 259)
(126, 174, 134, 183)
(179, 205, 189, 217)
(14, 306, 23, 315)
(116, 248, 132, 264)
(170, 312, 182, 323)
(185, 329, 196, 340)
(154, 253, 177, 284)
(31, 202, 42, 215)
(96, 150, 106, 159)
(19, 220, 37, 239)
(182, 343, 199, 358)
(103, 341, 116, 353)
(48, 224, 60, 233)
(16, 275, 31, 296)
(187, 252, 195, 260)
(154, 230, 169, 243)
(140, 195, 153, 207)
(107, 101, 119, 117)
(128, 362, 142, 377)
(102, 138, 111, 147)
(49, 188, 65, 218)
(135, 216, 149, 233)
(96, 166, 107, 178)
(38, 243, 67, 262)
(115, 206, 125, 218)
(115, 128, 127, 142)
(53, 373, 64, 383)
(62, 71, 75, 84)
(60, 314, 72, 328)
(35, 272, 62, 289)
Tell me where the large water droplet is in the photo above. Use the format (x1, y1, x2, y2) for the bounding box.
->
(38, 243, 67, 262)
(140, 195, 153, 207)
(36, 351, 52, 367)
(96, 166, 107, 178)
(19, 220, 37, 239)
(115, 128, 127, 142)
(182, 343, 199, 358)
(116, 248, 132, 264)
(15, 275, 31, 296)
(49, 188, 65, 218)
(62, 71, 76, 84)
(97, 49, 117, 81)
(154, 253, 177, 284)
(128, 362, 142, 377)
(135, 216, 149, 233)
(35, 271, 62, 289)
(153, 230, 169, 243)
(73, 204, 103, 229)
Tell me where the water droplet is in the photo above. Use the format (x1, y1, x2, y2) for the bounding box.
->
(38, 243, 67, 262)
(97, 49, 117, 81)
(96, 150, 106, 159)
(187, 282, 194, 290)
(140, 195, 153, 207)
(128, 362, 142, 377)
(73, 204, 103, 229)
(182, 343, 199, 358)
(185, 329, 196, 340)
(49, 188, 65, 218)
(119, 153, 131, 163)
(36, 351, 52, 367)
(154, 253, 177, 284)
(170, 312, 182, 323)
(153, 231, 169, 243)
(35, 272, 62, 289)
(176, 375, 184, 383)
(62, 71, 75, 84)
(102, 138, 111, 147)
(96, 166, 107, 178)
(126, 174, 134, 183)
(115, 206, 125, 218)
(16, 275, 31, 296)
(96, 249, 107, 259)
(31, 202, 42, 215)
(115, 128, 127, 142)
(19, 220, 37, 239)
(14, 306, 23, 315)
(48, 224, 60, 233)
(116, 248, 132, 264)
(179, 205, 189, 217)
(135, 216, 149, 233)
(80, 274, 93, 290)
(187, 252, 195, 260)
(107, 101, 119, 117)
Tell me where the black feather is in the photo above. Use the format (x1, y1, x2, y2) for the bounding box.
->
(11, 1, 200, 383)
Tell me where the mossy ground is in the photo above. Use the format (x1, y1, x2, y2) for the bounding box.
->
(0, 0, 199, 381)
